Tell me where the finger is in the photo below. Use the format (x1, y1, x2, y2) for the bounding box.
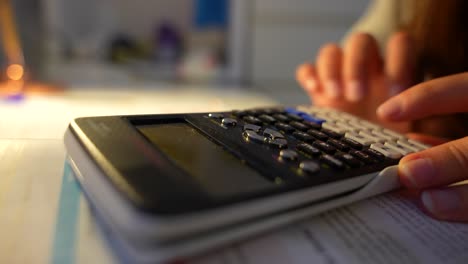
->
(343, 33, 382, 102)
(377, 73, 468, 121)
(398, 136, 468, 189)
(296, 63, 319, 93)
(420, 185, 468, 221)
(385, 31, 416, 96)
(316, 43, 343, 99)
(405, 133, 450, 146)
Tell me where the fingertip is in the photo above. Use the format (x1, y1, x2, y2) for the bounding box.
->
(345, 80, 364, 102)
(398, 155, 436, 189)
(376, 98, 403, 120)
(421, 189, 463, 220)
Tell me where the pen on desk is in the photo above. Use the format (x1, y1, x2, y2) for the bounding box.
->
(0, 0, 26, 99)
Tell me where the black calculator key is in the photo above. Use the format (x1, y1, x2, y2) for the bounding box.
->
(297, 143, 321, 156)
(312, 141, 336, 154)
(290, 121, 309, 131)
(302, 121, 321, 130)
(243, 116, 262, 125)
(273, 114, 290, 123)
(299, 161, 321, 175)
(268, 138, 288, 149)
(274, 122, 295, 133)
(321, 155, 345, 169)
(221, 118, 237, 127)
(263, 128, 284, 139)
(279, 149, 298, 161)
(208, 113, 224, 119)
(308, 130, 328, 141)
(321, 128, 342, 139)
(231, 110, 247, 117)
(349, 150, 376, 164)
(245, 109, 263, 116)
(243, 130, 266, 144)
(336, 153, 361, 168)
(365, 148, 386, 161)
(327, 139, 349, 152)
(286, 113, 303, 121)
(293, 131, 314, 143)
(243, 124, 261, 133)
(263, 108, 282, 115)
(342, 138, 363, 150)
(258, 114, 276, 124)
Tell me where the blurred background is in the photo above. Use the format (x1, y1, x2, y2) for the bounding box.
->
(1, 0, 369, 105)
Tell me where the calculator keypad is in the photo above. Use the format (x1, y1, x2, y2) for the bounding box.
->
(207, 106, 429, 184)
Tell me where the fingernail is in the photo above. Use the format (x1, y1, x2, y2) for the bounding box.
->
(377, 98, 402, 119)
(399, 158, 435, 188)
(305, 79, 318, 92)
(347, 80, 364, 102)
(389, 85, 403, 96)
(325, 81, 340, 99)
(422, 189, 461, 216)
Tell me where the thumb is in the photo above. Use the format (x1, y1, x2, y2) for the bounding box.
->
(399, 136, 468, 189)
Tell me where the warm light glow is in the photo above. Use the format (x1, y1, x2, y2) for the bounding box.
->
(6, 63, 24, 81)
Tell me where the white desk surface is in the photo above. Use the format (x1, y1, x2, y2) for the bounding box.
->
(1, 85, 468, 264)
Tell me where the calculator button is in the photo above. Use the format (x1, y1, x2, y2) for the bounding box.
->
(297, 143, 321, 156)
(359, 131, 384, 143)
(299, 161, 321, 175)
(345, 132, 374, 146)
(407, 139, 430, 150)
(279, 149, 298, 161)
(243, 130, 266, 144)
(268, 138, 288, 149)
(263, 128, 284, 139)
(384, 142, 414, 156)
(397, 139, 428, 152)
(232, 110, 247, 117)
(308, 130, 328, 141)
(208, 113, 224, 119)
(312, 141, 336, 154)
(302, 120, 322, 130)
(382, 129, 405, 140)
(221, 118, 237, 127)
(290, 121, 309, 131)
(321, 122, 347, 135)
(370, 130, 397, 142)
(321, 155, 345, 169)
(335, 121, 359, 132)
(364, 148, 386, 161)
(370, 143, 403, 160)
(274, 122, 295, 133)
(258, 114, 276, 124)
(342, 138, 363, 150)
(350, 150, 376, 164)
(321, 128, 343, 139)
(358, 120, 381, 131)
(327, 139, 349, 152)
(286, 113, 304, 122)
(273, 114, 290, 123)
(243, 124, 261, 133)
(293, 131, 314, 143)
(245, 109, 263, 116)
(243, 116, 262, 125)
(262, 108, 280, 115)
(301, 114, 326, 125)
(336, 153, 361, 168)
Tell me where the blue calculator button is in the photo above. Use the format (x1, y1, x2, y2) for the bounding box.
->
(285, 108, 326, 124)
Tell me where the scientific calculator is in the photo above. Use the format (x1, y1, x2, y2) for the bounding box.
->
(64, 105, 429, 263)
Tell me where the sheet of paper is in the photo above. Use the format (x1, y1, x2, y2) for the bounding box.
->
(190, 192, 468, 264)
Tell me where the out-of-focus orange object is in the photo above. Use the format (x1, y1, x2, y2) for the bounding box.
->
(6, 63, 24, 81)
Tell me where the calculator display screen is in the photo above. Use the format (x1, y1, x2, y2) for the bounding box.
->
(137, 123, 272, 198)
